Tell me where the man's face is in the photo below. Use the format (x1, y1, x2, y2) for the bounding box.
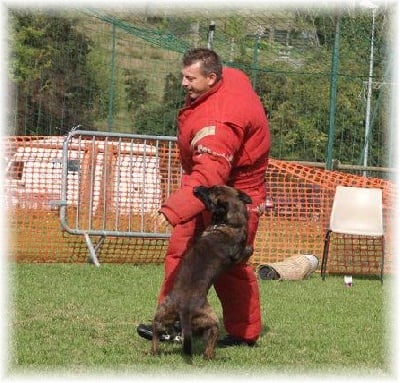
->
(181, 61, 217, 100)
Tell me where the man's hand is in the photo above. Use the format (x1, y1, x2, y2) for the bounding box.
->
(151, 211, 169, 230)
(156, 212, 169, 227)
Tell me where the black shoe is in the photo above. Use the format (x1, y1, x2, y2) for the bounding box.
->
(136, 322, 182, 342)
(217, 334, 256, 348)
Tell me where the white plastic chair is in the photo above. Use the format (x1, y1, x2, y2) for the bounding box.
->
(321, 186, 384, 281)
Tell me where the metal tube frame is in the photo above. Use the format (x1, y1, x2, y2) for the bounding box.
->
(59, 130, 177, 266)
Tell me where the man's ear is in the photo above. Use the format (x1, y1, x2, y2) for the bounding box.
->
(207, 72, 218, 87)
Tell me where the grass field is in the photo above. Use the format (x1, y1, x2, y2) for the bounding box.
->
(6, 263, 393, 379)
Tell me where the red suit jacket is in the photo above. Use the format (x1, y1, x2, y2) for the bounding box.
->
(160, 67, 271, 225)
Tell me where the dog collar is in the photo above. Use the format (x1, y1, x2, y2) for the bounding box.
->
(205, 224, 225, 232)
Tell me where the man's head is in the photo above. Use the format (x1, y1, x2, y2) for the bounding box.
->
(181, 48, 223, 100)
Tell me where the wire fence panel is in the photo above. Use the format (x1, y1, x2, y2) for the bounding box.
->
(8, 8, 394, 168)
(57, 131, 182, 264)
(60, 130, 178, 236)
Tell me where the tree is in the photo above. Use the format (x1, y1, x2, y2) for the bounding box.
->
(9, 11, 100, 135)
(124, 70, 149, 113)
(134, 72, 183, 136)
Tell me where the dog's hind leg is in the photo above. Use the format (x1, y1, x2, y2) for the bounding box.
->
(151, 320, 161, 355)
(197, 304, 219, 360)
(203, 323, 218, 360)
(180, 309, 193, 356)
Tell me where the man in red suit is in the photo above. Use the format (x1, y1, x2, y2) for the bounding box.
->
(138, 48, 271, 347)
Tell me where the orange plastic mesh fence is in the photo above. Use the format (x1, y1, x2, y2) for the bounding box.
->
(5, 136, 395, 274)
(256, 159, 395, 275)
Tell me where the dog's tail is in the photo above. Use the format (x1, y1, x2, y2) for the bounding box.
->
(180, 309, 193, 356)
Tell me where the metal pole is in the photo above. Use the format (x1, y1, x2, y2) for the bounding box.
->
(252, 26, 264, 89)
(207, 21, 215, 50)
(326, 13, 341, 170)
(362, 8, 376, 176)
(107, 22, 116, 132)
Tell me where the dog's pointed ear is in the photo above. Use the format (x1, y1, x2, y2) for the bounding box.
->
(238, 190, 252, 204)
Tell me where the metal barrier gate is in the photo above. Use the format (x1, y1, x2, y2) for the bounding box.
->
(59, 130, 181, 266)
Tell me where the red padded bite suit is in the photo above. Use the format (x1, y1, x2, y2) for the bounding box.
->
(158, 67, 271, 342)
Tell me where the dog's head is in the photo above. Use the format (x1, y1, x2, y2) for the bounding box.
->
(193, 185, 252, 226)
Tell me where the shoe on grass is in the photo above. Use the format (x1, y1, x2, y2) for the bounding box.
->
(136, 322, 182, 343)
(217, 334, 256, 348)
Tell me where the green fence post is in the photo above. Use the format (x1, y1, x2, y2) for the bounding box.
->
(251, 27, 264, 89)
(107, 21, 116, 132)
(326, 13, 341, 170)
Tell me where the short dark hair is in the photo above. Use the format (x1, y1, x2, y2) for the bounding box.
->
(182, 48, 223, 80)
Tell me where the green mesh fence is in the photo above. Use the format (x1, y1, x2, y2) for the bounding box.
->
(7, 6, 394, 169)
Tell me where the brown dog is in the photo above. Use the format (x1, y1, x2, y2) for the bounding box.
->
(151, 185, 253, 360)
